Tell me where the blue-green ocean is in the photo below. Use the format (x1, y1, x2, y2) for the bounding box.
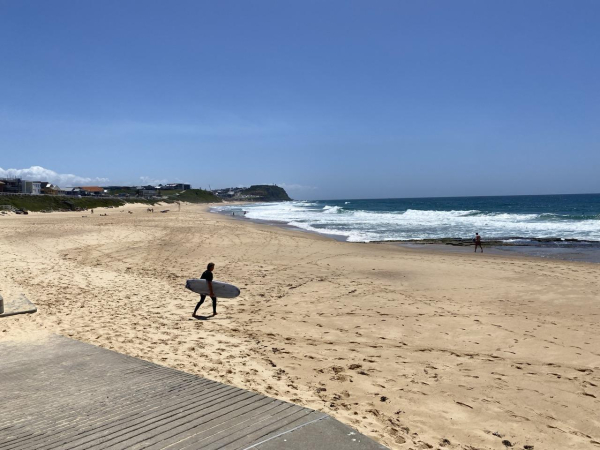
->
(216, 194, 600, 243)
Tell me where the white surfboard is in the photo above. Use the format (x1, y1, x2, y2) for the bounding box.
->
(185, 279, 241, 298)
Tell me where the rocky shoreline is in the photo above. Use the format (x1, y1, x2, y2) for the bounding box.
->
(374, 237, 600, 247)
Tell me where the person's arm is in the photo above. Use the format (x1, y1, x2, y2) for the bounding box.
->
(207, 279, 215, 297)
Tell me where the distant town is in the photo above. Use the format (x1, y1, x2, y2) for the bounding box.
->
(0, 177, 189, 197)
(0, 177, 291, 203)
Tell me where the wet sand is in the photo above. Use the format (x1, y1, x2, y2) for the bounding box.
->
(214, 207, 600, 264)
(1, 203, 599, 449)
(398, 243, 600, 264)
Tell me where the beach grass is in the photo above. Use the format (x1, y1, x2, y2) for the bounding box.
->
(0, 195, 158, 212)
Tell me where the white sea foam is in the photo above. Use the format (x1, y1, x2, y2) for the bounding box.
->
(322, 205, 343, 214)
(216, 202, 600, 242)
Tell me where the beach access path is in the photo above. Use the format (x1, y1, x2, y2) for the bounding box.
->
(0, 333, 386, 449)
(0, 203, 599, 449)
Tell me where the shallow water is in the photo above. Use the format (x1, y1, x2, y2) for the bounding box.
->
(214, 194, 600, 243)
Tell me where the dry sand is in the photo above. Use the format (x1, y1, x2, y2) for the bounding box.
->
(1, 203, 599, 449)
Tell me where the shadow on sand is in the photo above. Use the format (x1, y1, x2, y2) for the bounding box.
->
(191, 314, 215, 321)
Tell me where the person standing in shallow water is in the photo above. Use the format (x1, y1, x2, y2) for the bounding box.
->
(474, 233, 483, 253)
(193, 263, 217, 316)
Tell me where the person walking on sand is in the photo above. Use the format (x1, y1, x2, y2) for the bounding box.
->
(474, 232, 483, 253)
(193, 262, 218, 316)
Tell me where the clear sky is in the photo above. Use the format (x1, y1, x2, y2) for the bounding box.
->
(1, 0, 598, 199)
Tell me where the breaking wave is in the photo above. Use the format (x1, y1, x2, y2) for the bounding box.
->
(214, 198, 600, 243)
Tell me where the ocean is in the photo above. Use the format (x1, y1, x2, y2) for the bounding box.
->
(214, 194, 600, 244)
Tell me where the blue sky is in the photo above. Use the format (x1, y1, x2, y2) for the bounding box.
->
(1, 0, 598, 199)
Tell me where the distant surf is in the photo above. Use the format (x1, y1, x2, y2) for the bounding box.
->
(213, 194, 600, 243)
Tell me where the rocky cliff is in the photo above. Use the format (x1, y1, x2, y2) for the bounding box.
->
(240, 185, 292, 202)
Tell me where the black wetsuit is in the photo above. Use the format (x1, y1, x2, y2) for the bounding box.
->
(474, 235, 483, 252)
(193, 270, 217, 315)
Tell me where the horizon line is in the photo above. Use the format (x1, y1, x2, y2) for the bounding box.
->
(301, 192, 600, 202)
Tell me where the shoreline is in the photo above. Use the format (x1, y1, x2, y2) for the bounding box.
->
(211, 206, 600, 264)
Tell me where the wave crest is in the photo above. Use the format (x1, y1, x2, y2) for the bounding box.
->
(214, 202, 600, 242)
(322, 205, 343, 214)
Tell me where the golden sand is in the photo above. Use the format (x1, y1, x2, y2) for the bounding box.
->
(1, 203, 599, 449)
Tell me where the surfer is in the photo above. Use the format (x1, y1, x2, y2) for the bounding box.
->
(474, 233, 483, 253)
(193, 262, 217, 316)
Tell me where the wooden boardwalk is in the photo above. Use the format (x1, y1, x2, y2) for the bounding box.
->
(0, 335, 387, 449)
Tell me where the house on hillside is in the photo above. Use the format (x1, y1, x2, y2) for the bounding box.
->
(62, 187, 83, 196)
(41, 182, 60, 195)
(79, 186, 105, 196)
(0, 178, 23, 193)
(23, 181, 42, 195)
(0, 178, 41, 194)
(103, 186, 137, 196)
(161, 183, 191, 191)
(212, 187, 245, 199)
(137, 186, 157, 197)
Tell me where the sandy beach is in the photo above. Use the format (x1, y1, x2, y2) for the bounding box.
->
(1, 203, 599, 449)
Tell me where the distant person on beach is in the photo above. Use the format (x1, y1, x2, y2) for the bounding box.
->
(474, 233, 483, 253)
(193, 262, 217, 316)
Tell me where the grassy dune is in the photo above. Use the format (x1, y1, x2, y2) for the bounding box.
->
(0, 188, 221, 212)
(0, 196, 157, 212)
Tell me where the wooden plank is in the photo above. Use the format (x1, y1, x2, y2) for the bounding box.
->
(0, 335, 387, 450)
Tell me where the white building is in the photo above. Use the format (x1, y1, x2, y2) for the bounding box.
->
(21, 181, 42, 195)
